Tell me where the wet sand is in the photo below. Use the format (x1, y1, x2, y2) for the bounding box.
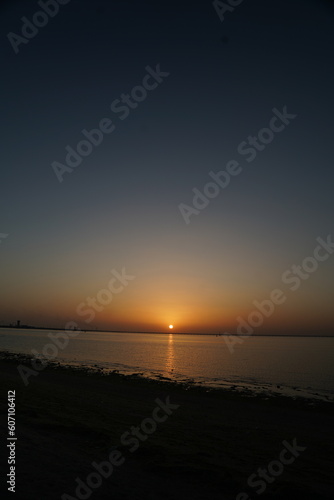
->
(0, 351, 333, 499)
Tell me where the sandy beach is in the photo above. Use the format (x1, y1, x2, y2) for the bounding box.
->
(0, 351, 333, 500)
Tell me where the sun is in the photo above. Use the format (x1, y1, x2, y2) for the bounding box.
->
(169, 324, 174, 329)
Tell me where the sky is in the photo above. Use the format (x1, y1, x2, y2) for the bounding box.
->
(1, 0, 334, 334)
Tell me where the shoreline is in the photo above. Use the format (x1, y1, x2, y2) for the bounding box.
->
(0, 350, 333, 499)
(1, 349, 333, 404)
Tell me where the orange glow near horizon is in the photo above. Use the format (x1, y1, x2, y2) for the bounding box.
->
(1, 246, 334, 334)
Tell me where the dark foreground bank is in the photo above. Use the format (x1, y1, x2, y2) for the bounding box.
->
(0, 351, 333, 500)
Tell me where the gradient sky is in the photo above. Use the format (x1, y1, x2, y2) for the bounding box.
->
(1, 0, 334, 333)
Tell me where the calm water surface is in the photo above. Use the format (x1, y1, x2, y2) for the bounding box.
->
(1, 329, 333, 400)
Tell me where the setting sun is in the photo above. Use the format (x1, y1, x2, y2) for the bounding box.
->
(169, 325, 174, 329)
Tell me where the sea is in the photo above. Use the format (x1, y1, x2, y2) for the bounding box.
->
(1, 328, 334, 401)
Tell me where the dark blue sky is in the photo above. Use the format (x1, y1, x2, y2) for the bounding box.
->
(1, 0, 334, 332)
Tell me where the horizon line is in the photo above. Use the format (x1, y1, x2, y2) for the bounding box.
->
(0, 326, 333, 337)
